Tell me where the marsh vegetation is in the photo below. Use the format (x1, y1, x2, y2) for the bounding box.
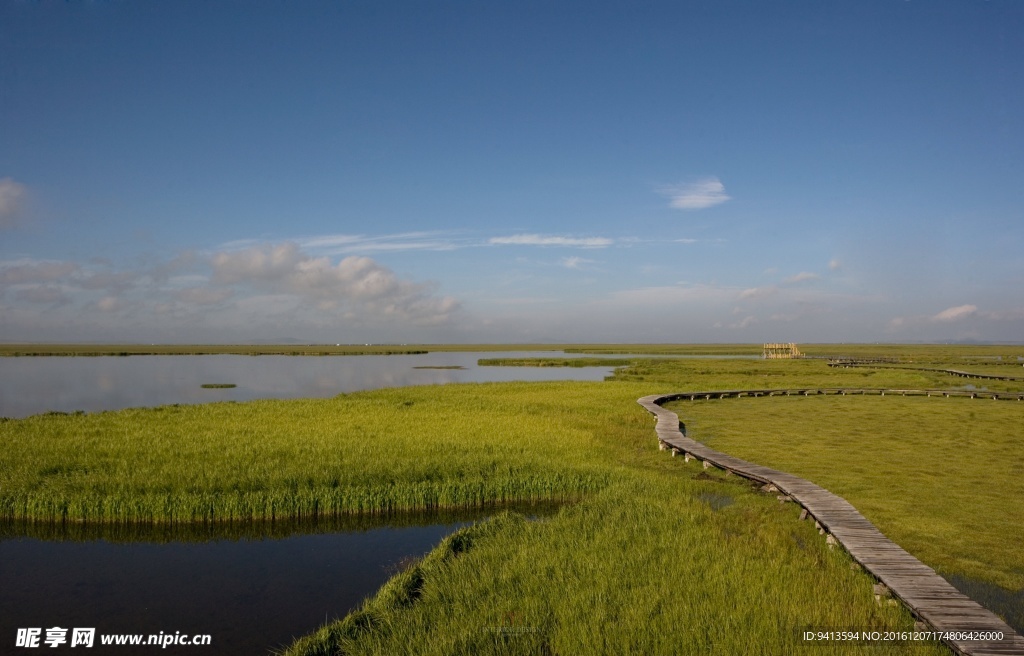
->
(2, 345, 1021, 653)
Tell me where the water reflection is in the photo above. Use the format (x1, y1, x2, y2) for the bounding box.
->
(0, 505, 558, 655)
(0, 502, 561, 544)
(0, 352, 617, 418)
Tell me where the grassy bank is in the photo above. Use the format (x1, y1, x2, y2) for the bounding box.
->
(285, 493, 939, 656)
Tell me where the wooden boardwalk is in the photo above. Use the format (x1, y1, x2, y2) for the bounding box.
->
(827, 361, 1024, 383)
(638, 390, 1024, 656)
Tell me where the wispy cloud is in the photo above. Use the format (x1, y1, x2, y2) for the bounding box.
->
(784, 272, 820, 284)
(225, 232, 466, 255)
(931, 304, 977, 322)
(489, 234, 613, 248)
(228, 231, 618, 254)
(0, 259, 79, 284)
(0, 178, 28, 229)
(731, 315, 757, 329)
(662, 177, 730, 210)
(561, 256, 596, 270)
(739, 286, 778, 300)
(829, 258, 842, 271)
(296, 232, 464, 254)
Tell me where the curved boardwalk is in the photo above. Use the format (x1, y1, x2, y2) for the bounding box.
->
(827, 361, 1024, 383)
(638, 389, 1024, 656)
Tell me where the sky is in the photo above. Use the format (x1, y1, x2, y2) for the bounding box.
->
(1, 1, 1022, 344)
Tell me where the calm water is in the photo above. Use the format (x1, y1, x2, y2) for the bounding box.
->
(0, 518, 468, 655)
(0, 354, 578, 653)
(0, 351, 619, 418)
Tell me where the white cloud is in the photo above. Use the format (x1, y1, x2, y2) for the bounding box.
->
(674, 238, 698, 244)
(561, 256, 595, 270)
(731, 315, 757, 329)
(829, 258, 842, 271)
(0, 178, 28, 228)
(296, 232, 463, 254)
(739, 286, 778, 300)
(0, 260, 79, 285)
(784, 272, 820, 284)
(489, 234, 614, 248)
(931, 304, 978, 322)
(210, 242, 459, 324)
(663, 177, 731, 210)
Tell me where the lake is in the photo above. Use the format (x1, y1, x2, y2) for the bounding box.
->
(0, 351, 620, 418)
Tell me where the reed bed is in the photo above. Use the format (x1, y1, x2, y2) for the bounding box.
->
(283, 475, 945, 655)
(0, 383, 625, 524)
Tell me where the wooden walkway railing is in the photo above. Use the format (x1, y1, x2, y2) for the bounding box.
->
(638, 389, 1024, 656)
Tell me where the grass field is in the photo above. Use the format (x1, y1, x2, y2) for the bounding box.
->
(667, 394, 1024, 590)
(2, 346, 1022, 653)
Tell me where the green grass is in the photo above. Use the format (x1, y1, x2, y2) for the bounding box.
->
(280, 391, 943, 656)
(667, 394, 1024, 589)
(3, 349, 1020, 653)
(284, 497, 939, 656)
(0, 383, 625, 524)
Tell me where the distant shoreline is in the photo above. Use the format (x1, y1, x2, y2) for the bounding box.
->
(1, 342, 1022, 358)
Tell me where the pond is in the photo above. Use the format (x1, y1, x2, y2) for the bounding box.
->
(0, 508, 555, 654)
(0, 351, 619, 418)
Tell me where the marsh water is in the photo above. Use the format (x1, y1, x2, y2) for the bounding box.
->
(0, 350, 623, 418)
(0, 352, 594, 653)
(0, 508, 568, 655)
(0, 518, 475, 654)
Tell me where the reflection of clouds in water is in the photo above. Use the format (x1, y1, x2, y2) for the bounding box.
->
(0, 353, 614, 418)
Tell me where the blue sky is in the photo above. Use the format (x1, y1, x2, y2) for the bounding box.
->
(2, 1, 1022, 343)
